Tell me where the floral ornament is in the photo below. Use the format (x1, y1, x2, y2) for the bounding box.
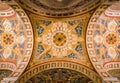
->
(2, 33, 14, 45)
(94, 19, 118, 59)
(0, 19, 25, 59)
(42, 22, 78, 57)
(105, 32, 118, 46)
(53, 32, 67, 46)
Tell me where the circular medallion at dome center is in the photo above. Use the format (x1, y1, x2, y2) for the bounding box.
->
(53, 32, 66, 46)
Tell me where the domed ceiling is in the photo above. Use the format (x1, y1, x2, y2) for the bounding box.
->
(25, 13, 94, 70)
(86, 2, 120, 81)
(0, 0, 101, 82)
(15, 0, 100, 17)
(15, 9, 103, 82)
(0, 1, 33, 82)
(1, 0, 120, 83)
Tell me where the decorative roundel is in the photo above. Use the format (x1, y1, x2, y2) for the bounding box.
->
(86, 3, 120, 79)
(53, 32, 67, 46)
(0, 1, 33, 81)
(104, 32, 118, 46)
(42, 22, 78, 57)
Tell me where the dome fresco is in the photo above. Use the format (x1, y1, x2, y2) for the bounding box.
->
(86, 3, 120, 80)
(0, 0, 120, 83)
(42, 22, 78, 57)
(29, 16, 93, 69)
(0, 1, 33, 81)
(94, 11, 120, 62)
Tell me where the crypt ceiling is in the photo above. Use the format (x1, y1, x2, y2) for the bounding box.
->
(0, 0, 120, 83)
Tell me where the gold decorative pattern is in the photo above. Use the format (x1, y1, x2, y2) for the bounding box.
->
(0, 0, 33, 82)
(16, 61, 103, 83)
(1, 0, 120, 83)
(42, 22, 78, 57)
(53, 32, 67, 46)
(86, 2, 120, 82)
(26, 12, 94, 70)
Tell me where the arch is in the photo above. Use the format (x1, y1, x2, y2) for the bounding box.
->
(16, 61, 103, 83)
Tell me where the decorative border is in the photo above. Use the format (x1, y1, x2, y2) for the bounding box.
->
(28, 13, 94, 70)
(0, 7, 15, 17)
(1, 0, 33, 81)
(104, 62, 120, 71)
(0, 62, 16, 71)
(15, 61, 103, 83)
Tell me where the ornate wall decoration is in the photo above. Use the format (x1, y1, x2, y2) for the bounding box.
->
(16, 61, 103, 83)
(20, 9, 95, 71)
(0, 0, 33, 82)
(86, 2, 120, 82)
(35, 20, 85, 59)
(26, 12, 94, 69)
(42, 22, 78, 57)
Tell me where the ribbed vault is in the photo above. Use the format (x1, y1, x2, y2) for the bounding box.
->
(0, 0, 120, 83)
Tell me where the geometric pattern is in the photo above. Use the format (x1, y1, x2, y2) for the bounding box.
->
(0, 19, 25, 60)
(16, 61, 103, 83)
(42, 22, 78, 57)
(17, 13, 95, 75)
(27, 14, 93, 70)
(86, 3, 120, 81)
(0, 1, 33, 82)
(94, 19, 119, 60)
